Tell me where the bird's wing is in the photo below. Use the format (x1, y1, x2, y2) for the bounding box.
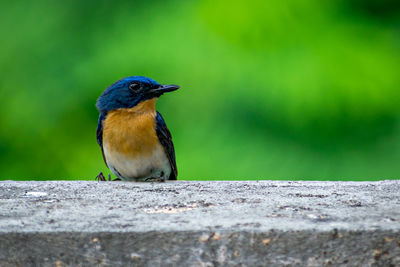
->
(96, 112, 108, 167)
(156, 111, 177, 180)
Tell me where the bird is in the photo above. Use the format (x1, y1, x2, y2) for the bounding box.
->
(95, 76, 179, 182)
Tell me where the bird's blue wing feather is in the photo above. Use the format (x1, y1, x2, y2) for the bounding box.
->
(97, 112, 108, 167)
(156, 111, 177, 180)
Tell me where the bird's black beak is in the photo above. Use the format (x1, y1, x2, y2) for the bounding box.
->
(148, 84, 180, 97)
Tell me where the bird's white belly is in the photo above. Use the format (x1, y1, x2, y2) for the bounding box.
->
(103, 143, 171, 181)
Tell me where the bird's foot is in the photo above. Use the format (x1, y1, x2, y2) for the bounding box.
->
(96, 172, 119, 181)
(96, 172, 106, 181)
(144, 177, 166, 183)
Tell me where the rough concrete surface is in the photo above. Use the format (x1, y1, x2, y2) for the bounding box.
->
(0, 180, 399, 266)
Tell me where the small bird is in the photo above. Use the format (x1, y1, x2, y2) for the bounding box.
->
(95, 76, 179, 182)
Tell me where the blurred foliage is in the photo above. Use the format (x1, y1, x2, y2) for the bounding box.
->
(0, 0, 399, 180)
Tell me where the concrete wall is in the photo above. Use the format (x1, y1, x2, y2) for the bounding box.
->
(1, 180, 399, 266)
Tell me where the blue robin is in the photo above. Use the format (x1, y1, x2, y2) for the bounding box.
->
(95, 76, 179, 182)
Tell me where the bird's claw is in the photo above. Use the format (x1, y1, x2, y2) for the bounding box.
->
(96, 172, 106, 181)
(96, 172, 121, 181)
(144, 177, 166, 182)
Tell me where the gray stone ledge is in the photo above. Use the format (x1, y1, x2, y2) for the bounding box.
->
(0, 180, 400, 266)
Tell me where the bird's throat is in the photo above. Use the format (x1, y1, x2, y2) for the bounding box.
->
(127, 98, 157, 114)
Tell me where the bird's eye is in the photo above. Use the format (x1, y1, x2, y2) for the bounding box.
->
(129, 82, 141, 91)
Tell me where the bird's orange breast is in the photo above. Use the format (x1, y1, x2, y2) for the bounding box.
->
(102, 98, 159, 158)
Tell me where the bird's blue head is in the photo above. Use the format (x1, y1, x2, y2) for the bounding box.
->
(96, 76, 179, 113)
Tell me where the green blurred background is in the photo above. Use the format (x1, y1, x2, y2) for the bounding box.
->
(1, 0, 399, 181)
